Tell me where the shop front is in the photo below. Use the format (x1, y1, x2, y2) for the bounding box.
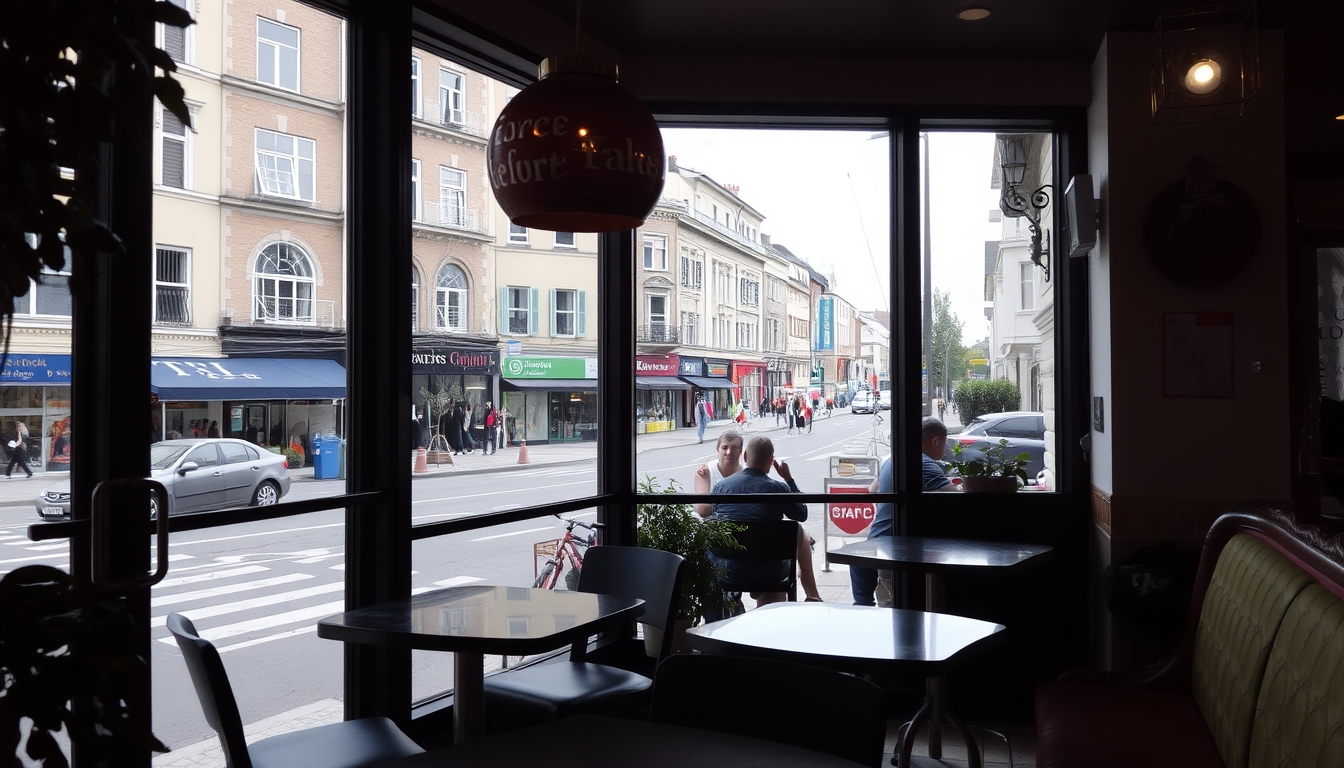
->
(680, 357, 737, 420)
(636, 354, 690, 432)
(150, 357, 347, 466)
(411, 346, 501, 446)
(765, 357, 794, 399)
(732, 360, 766, 413)
(501, 356, 597, 444)
(0, 354, 72, 474)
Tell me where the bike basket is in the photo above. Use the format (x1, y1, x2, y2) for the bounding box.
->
(533, 538, 561, 578)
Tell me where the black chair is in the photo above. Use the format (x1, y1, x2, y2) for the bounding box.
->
(711, 519, 800, 603)
(166, 613, 424, 768)
(483, 545, 685, 732)
(650, 653, 888, 766)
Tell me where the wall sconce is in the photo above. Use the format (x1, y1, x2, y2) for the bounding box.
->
(997, 135, 1052, 283)
(1151, 3, 1260, 123)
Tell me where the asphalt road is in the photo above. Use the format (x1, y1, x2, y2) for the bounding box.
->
(0, 410, 888, 751)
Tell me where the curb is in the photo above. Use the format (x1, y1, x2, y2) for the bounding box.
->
(291, 456, 596, 483)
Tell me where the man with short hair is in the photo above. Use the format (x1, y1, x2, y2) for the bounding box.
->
(850, 417, 953, 607)
(711, 436, 807, 607)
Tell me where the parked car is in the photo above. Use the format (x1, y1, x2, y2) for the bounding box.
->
(35, 438, 292, 521)
(878, 389, 892, 410)
(943, 411, 1047, 482)
(850, 390, 875, 414)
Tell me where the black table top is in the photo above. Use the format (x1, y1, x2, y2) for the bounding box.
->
(827, 536, 1053, 574)
(685, 602, 1006, 674)
(316, 585, 644, 655)
(370, 714, 867, 767)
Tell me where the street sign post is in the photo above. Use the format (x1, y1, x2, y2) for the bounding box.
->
(820, 477, 878, 571)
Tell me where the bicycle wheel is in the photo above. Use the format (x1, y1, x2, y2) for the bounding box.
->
(564, 565, 580, 591)
(533, 561, 556, 588)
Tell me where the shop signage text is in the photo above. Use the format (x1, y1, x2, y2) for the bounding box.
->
(411, 348, 500, 374)
(827, 484, 876, 536)
(153, 359, 261, 380)
(817, 298, 835, 351)
(636, 355, 679, 375)
(678, 357, 703, 376)
(705, 358, 730, 377)
(0, 354, 72, 384)
(503, 357, 596, 379)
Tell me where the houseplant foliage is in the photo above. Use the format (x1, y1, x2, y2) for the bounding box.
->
(0, 0, 193, 354)
(635, 476, 742, 625)
(0, 565, 167, 767)
(948, 438, 1030, 492)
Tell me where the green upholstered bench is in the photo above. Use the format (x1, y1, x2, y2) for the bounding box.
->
(1036, 509, 1344, 768)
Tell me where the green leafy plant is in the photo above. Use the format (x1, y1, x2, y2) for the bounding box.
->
(635, 476, 743, 624)
(0, 565, 168, 767)
(951, 378, 1023, 422)
(0, 0, 193, 356)
(282, 446, 305, 468)
(948, 438, 1031, 483)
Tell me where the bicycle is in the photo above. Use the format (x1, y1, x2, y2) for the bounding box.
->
(533, 513, 602, 590)
(865, 412, 891, 457)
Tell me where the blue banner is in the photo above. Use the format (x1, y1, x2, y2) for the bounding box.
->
(0, 354, 72, 384)
(817, 298, 834, 351)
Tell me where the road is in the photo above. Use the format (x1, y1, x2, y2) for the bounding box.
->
(0, 409, 889, 751)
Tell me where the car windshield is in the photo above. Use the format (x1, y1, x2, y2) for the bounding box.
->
(150, 444, 191, 469)
(962, 417, 989, 435)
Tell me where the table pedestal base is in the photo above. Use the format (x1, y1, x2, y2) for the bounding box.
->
(453, 651, 484, 744)
(892, 678, 982, 768)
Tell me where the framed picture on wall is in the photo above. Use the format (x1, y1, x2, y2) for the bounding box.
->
(1162, 312, 1233, 397)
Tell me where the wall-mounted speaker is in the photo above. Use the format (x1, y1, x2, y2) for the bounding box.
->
(1064, 174, 1097, 258)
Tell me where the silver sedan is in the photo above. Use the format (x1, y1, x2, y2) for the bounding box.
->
(35, 438, 293, 520)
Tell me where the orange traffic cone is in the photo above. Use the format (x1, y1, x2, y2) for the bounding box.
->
(414, 447, 428, 473)
(517, 438, 530, 465)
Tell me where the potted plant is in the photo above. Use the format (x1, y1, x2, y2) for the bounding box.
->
(1, 565, 168, 767)
(947, 438, 1030, 493)
(635, 476, 743, 654)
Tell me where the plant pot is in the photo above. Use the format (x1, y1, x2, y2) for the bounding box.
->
(641, 617, 694, 658)
(960, 476, 1019, 493)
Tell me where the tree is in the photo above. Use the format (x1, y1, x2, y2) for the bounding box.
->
(923, 289, 968, 399)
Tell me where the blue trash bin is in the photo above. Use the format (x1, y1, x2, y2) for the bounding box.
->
(313, 434, 340, 479)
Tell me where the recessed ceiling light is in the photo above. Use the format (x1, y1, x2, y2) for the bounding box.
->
(957, 7, 992, 21)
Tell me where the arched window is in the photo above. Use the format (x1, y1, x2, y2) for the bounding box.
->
(254, 242, 314, 323)
(411, 265, 420, 332)
(436, 263, 468, 332)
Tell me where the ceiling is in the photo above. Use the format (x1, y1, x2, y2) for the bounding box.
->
(512, 1, 1286, 63)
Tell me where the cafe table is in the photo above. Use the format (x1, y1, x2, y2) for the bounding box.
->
(827, 536, 1052, 767)
(316, 585, 643, 744)
(685, 602, 1006, 768)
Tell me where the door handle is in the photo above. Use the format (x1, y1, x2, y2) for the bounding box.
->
(91, 478, 170, 593)
(213, 471, 223, 476)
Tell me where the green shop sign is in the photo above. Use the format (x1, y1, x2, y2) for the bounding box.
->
(502, 356, 597, 379)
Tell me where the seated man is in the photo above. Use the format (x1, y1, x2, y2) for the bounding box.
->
(851, 417, 953, 607)
(711, 435, 807, 607)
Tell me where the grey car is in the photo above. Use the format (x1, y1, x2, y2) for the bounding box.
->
(36, 438, 293, 521)
(943, 411, 1047, 481)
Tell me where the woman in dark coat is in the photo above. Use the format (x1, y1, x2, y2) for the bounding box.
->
(448, 403, 466, 454)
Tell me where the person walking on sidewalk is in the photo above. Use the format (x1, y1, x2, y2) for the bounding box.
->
(5, 421, 33, 478)
(483, 402, 498, 455)
(695, 394, 710, 444)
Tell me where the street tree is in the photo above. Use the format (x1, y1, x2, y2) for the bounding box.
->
(924, 288, 969, 399)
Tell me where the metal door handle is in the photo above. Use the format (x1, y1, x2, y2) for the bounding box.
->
(91, 478, 170, 593)
(213, 471, 223, 476)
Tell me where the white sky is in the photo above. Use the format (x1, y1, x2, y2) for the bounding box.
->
(660, 129, 1001, 346)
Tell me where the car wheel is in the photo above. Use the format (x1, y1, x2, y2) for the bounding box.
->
(251, 480, 280, 506)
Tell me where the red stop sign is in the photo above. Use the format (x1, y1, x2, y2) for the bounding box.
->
(828, 485, 876, 536)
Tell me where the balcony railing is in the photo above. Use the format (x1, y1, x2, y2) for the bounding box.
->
(417, 202, 488, 234)
(253, 297, 341, 328)
(154, 285, 192, 326)
(417, 101, 486, 137)
(638, 325, 679, 344)
(691, 210, 771, 257)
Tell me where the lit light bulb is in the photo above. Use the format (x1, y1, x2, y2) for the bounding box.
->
(1183, 58, 1223, 96)
(577, 127, 588, 137)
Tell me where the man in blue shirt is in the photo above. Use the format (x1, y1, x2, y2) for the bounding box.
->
(712, 436, 807, 606)
(850, 417, 952, 606)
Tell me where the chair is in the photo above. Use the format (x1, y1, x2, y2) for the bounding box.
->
(483, 545, 685, 732)
(710, 519, 800, 603)
(649, 653, 888, 767)
(166, 613, 424, 768)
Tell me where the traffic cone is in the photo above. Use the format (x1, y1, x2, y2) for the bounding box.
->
(517, 438, 530, 465)
(414, 447, 428, 473)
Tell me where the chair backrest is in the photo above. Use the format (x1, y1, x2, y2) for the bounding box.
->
(166, 613, 253, 768)
(710, 520, 799, 597)
(650, 653, 887, 766)
(577, 545, 686, 660)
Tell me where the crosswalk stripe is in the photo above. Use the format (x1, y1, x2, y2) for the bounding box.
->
(158, 599, 347, 645)
(154, 565, 270, 589)
(215, 625, 316, 654)
(151, 582, 346, 628)
(433, 575, 484, 587)
(151, 573, 314, 608)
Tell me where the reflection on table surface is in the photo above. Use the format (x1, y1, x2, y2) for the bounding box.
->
(828, 536, 1053, 572)
(686, 602, 1005, 669)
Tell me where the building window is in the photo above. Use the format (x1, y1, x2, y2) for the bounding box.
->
(154, 246, 191, 325)
(552, 289, 585, 337)
(643, 234, 667, 271)
(254, 242, 314, 323)
(680, 311, 700, 346)
(439, 166, 466, 226)
(739, 275, 760, 307)
(158, 103, 190, 189)
(411, 57, 421, 119)
(439, 68, 464, 126)
(158, 0, 192, 64)
(13, 237, 73, 319)
(1020, 262, 1035, 311)
(411, 159, 421, 221)
(736, 321, 756, 350)
(501, 286, 536, 335)
(411, 266, 419, 332)
(554, 232, 576, 249)
(715, 262, 734, 302)
(680, 253, 703, 289)
(256, 17, 300, 91)
(509, 223, 529, 245)
(435, 263, 469, 332)
(647, 295, 668, 335)
(254, 128, 315, 201)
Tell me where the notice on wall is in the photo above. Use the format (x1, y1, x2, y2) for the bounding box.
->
(1318, 248, 1344, 401)
(1162, 312, 1233, 398)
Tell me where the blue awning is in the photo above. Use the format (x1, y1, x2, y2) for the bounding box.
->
(151, 358, 346, 401)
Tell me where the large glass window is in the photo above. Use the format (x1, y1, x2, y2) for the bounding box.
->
(435, 263, 468, 332)
(154, 246, 191, 325)
(158, 103, 189, 189)
(643, 234, 667, 271)
(439, 68, 464, 126)
(254, 242, 315, 323)
(256, 17, 300, 91)
(439, 166, 466, 226)
(254, 128, 315, 201)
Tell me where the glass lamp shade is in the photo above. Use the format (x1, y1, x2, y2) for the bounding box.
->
(488, 55, 665, 233)
(997, 136, 1028, 187)
(1150, 4, 1259, 123)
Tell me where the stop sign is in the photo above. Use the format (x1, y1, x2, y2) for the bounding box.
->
(828, 484, 876, 536)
